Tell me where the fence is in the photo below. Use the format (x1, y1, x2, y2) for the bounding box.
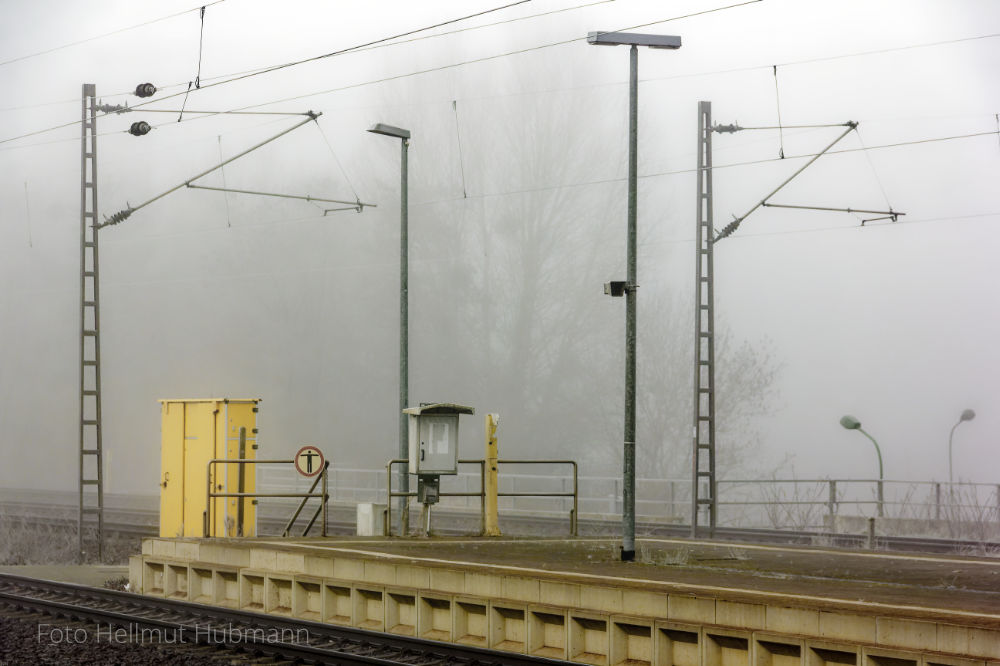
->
(257, 466, 1000, 538)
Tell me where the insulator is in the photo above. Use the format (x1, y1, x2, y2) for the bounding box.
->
(129, 121, 151, 137)
(134, 83, 157, 98)
(102, 208, 134, 227)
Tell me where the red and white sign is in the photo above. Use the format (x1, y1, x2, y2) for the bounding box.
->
(294, 445, 325, 477)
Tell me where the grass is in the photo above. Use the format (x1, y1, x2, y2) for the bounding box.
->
(0, 517, 139, 565)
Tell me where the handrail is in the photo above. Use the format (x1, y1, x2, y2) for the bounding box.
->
(282, 461, 329, 537)
(384, 458, 578, 537)
(204, 458, 328, 538)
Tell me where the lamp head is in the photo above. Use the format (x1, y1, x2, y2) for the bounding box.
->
(367, 123, 410, 139)
(587, 31, 682, 49)
(839, 415, 861, 430)
(960, 409, 976, 422)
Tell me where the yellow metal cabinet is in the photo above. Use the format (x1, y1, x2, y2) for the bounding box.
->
(159, 398, 260, 538)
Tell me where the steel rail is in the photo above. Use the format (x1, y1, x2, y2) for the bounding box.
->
(0, 573, 567, 665)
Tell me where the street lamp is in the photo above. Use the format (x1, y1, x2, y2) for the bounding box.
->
(948, 408, 976, 495)
(589, 30, 681, 562)
(839, 414, 885, 517)
(367, 122, 411, 535)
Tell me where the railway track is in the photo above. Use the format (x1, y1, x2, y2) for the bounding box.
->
(0, 573, 568, 665)
(2, 499, 997, 556)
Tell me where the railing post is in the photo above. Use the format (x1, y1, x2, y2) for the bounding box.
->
(877, 479, 884, 518)
(935, 482, 941, 520)
(385, 461, 393, 537)
(827, 480, 837, 516)
(322, 462, 329, 537)
(572, 461, 578, 537)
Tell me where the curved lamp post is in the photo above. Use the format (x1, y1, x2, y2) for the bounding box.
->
(839, 414, 884, 517)
(948, 408, 976, 505)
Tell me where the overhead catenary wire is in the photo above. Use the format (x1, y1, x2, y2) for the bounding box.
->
(218, 135, 231, 228)
(228, 1, 765, 112)
(314, 120, 362, 206)
(453, 101, 468, 198)
(195, 6, 207, 89)
(0, 0, 228, 69)
(772, 65, 785, 158)
(0, 0, 539, 146)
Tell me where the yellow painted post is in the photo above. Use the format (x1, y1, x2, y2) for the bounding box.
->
(484, 413, 501, 536)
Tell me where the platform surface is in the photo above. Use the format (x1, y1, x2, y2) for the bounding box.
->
(194, 535, 1000, 627)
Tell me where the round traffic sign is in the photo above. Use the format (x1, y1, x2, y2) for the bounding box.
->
(294, 445, 325, 477)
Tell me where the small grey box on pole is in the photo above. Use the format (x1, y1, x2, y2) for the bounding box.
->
(589, 31, 680, 562)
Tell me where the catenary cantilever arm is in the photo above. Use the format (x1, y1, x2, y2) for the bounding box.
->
(715, 122, 857, 241)
(96, 112, 321, 228)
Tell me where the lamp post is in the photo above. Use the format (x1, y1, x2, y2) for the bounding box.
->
(948, 408, 976, 507)
(367, 122, 411, 535)
(839, 414, 885, 517)
(588, 30, 681, 561)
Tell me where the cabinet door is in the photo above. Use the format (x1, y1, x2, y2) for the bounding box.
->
(418, 415, 457, 473)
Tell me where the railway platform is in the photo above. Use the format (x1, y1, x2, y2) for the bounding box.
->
(131, 535, 1000, 665)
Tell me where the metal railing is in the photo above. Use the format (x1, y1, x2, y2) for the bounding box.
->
(204, 458, 329, 538)
(255, 465, 998, 537)
(384, 458, 578, 537)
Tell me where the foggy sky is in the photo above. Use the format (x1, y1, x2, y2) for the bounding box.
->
(1, 0, 998, 496)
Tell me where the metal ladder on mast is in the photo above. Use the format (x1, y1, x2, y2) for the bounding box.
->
(691, 100, 717, 537)
(79, 83, 104, 561)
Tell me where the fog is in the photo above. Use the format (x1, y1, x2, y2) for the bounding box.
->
(1, 0, 998, 496)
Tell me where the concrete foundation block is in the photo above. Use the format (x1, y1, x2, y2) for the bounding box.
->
(503, 576, 541, 604)
(454, 597, 489, 648)
(668, 595, 716, 624)
(274, 550, 306, 574)
(429, 568, 464, 594)
(151, 540, 175, 557)
(418, 593, 453, 642)
(322, 580, 353, 625)
(580, 585, 623, 614)
(610, 615, 652, 666)
(386, 588, 417, 636)
(621, 589, 668, 619)
(396, 564, 430, 590)
(540, 581, 581, 609)
(463, 571, 500, 597)
(819, 612, 877, 644)
(654, 621, 701, 666)
(303, 554, 335, 579)
(803, 639, 859, 666)
(704, 627, 752, 666)
(968, 628, 1000, 660)
(716, 600, 765, 630)
(528, 605, 568, 661)
(292, 575, 323, 621)
(861, 645, 921, 666)
(490, 602, 528, 653)
(173, 541, 199, 561)
(249, 548, 277, 571)
(364, 560, 396, 585)
(128, 555, 143, 593)
(333, 557, 364, 580)
(568, 610, 610, 666)
(354, 585, 385, 632)
(766, 606, 821, 636)
(753, 633, 803, 666)
(876, 618, 937, 652)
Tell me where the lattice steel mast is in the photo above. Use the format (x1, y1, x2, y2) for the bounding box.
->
(691, 101, 716, 537)
(79, 83, 104, 561)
